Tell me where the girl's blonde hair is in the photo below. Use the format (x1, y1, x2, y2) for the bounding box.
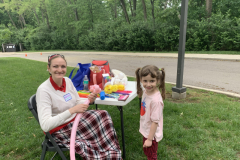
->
(135, 65, 165, 100)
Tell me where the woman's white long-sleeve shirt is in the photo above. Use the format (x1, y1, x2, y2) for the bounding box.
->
(36, 77, 85, 132)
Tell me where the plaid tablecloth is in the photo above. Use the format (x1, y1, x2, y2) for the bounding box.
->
(52, 110, 122, 160)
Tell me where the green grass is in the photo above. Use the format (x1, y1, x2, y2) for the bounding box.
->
(23, 50, 240, 55)
(0, 57, 240, 159)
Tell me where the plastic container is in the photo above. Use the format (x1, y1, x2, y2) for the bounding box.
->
(83, 75, 89, 91)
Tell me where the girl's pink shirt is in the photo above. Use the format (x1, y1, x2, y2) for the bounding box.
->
(139, 90, 164, 142)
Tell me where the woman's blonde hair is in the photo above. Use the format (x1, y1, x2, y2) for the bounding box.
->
(48, 54, 67, 67)
(47, 54, 67, 75)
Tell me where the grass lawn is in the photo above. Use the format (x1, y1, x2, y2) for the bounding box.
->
(0, 57, 240, 160)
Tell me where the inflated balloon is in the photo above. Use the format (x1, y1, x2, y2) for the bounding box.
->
(70, 85, 101, 160)
(100, 91, 105, 100)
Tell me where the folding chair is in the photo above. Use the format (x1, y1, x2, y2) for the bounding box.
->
(27, 94, 69, 160)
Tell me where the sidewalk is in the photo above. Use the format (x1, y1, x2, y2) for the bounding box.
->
(1, 51, 240, 61)
(74, 52, 240, 61)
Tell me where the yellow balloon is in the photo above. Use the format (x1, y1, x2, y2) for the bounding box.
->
(118, 85, 125, 91)
(112, 85, 118, 92)
(104, 85, 113, 94)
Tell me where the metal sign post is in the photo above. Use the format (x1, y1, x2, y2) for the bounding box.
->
(172, 0, 189, 99)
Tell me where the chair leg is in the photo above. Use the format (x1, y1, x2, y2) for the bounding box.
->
(41, 139, 48, 160)
(56, 149, 67, 160)
(50, 152, 58, 160)
(47, 133, 68, 160)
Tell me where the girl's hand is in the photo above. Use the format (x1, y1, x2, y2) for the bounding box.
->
(88, 93, 97, 104)
(143, 139, 152, 148)
(69, 103, 89, 114)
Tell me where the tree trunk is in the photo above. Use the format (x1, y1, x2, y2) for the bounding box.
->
(110, 0, 118, 19)
(114, 0, 117, 18)
(19, 16, 24, 29)
(199, 0, 204, 6)
(74, 0, 79, 21)
(141, 0, 147, 21)
(206, 0, 212, 18)
(120, 0, 130, 24)
(67, 0, 79, 21)
(33, 9, 40, 25)
(129, 0, 133, 17)
(133, 0, 136, 17)
(87, 0, 94, 30)
(45, 10, 51, 30)
(164, 0, 168, 10)
(6, 10, 17, 29)
(40, 1, 51, 30)
(150, 0, 155, 25)
(40, 7, 45, 23)
(20, 14, 26, 26)
(1, 0, 17, 29)
(74, 9, 79, 21)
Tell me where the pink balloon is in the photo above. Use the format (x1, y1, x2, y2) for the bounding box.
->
(70, 85, 101, 160)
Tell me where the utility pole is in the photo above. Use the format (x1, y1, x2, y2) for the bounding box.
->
(172, 0, 189, 99)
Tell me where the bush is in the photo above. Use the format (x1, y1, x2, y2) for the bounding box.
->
(115, 21, 155, 51)
(0, 24, 13, 51)
(25, 25, 52, 50)
(79, 21, 155, 51)
(154, 22, 180, 51)
(186, 11, 240, 51)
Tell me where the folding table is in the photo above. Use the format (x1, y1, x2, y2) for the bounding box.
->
(94, 81, 137, 159)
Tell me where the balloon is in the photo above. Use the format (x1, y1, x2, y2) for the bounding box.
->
(70, 85, 101, 160)
(100, 91, 105, 100)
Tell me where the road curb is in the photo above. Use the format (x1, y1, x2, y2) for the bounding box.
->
(166, 81, 240, 98)
(127, 76, 240, 98)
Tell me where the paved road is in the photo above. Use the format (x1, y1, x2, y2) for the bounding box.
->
(1, 51, 240, 97)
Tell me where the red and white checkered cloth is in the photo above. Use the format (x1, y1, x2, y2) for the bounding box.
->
(52, 110, 122, 160)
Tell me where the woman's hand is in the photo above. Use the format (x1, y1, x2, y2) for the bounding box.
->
(88, 93, 97, 104)
(69, 103, 89, 114)
(143, 139, 152, 148)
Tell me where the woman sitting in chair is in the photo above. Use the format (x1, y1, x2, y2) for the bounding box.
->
(36, 54, 122, 160)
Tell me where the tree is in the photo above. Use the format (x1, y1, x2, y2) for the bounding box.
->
(150, 0, 155, 25)
(133, 0, 136, 17)
(141, 0, 147, 21)
(114, 0, 118, 19)
(129, 0, 133, 17)
(40, 0, 50, 29)
(108, 0, 118, 19)
(188, 0, 206, 21)
(0, 0, 17, 29)
(67, 0, 79, 21)
(119, 0, 130, 23)
(206, 0, 212, 18)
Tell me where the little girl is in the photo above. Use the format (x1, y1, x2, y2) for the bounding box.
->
(135, 65, 165, 160)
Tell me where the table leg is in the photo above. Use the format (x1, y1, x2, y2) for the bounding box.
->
(117, 106, 125, 159)
(95, 104, 98, 110)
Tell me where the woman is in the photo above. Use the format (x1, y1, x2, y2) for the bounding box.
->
(36, 54, 122, 159)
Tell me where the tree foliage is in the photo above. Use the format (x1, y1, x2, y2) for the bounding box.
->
(0, 0, 240, 51)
